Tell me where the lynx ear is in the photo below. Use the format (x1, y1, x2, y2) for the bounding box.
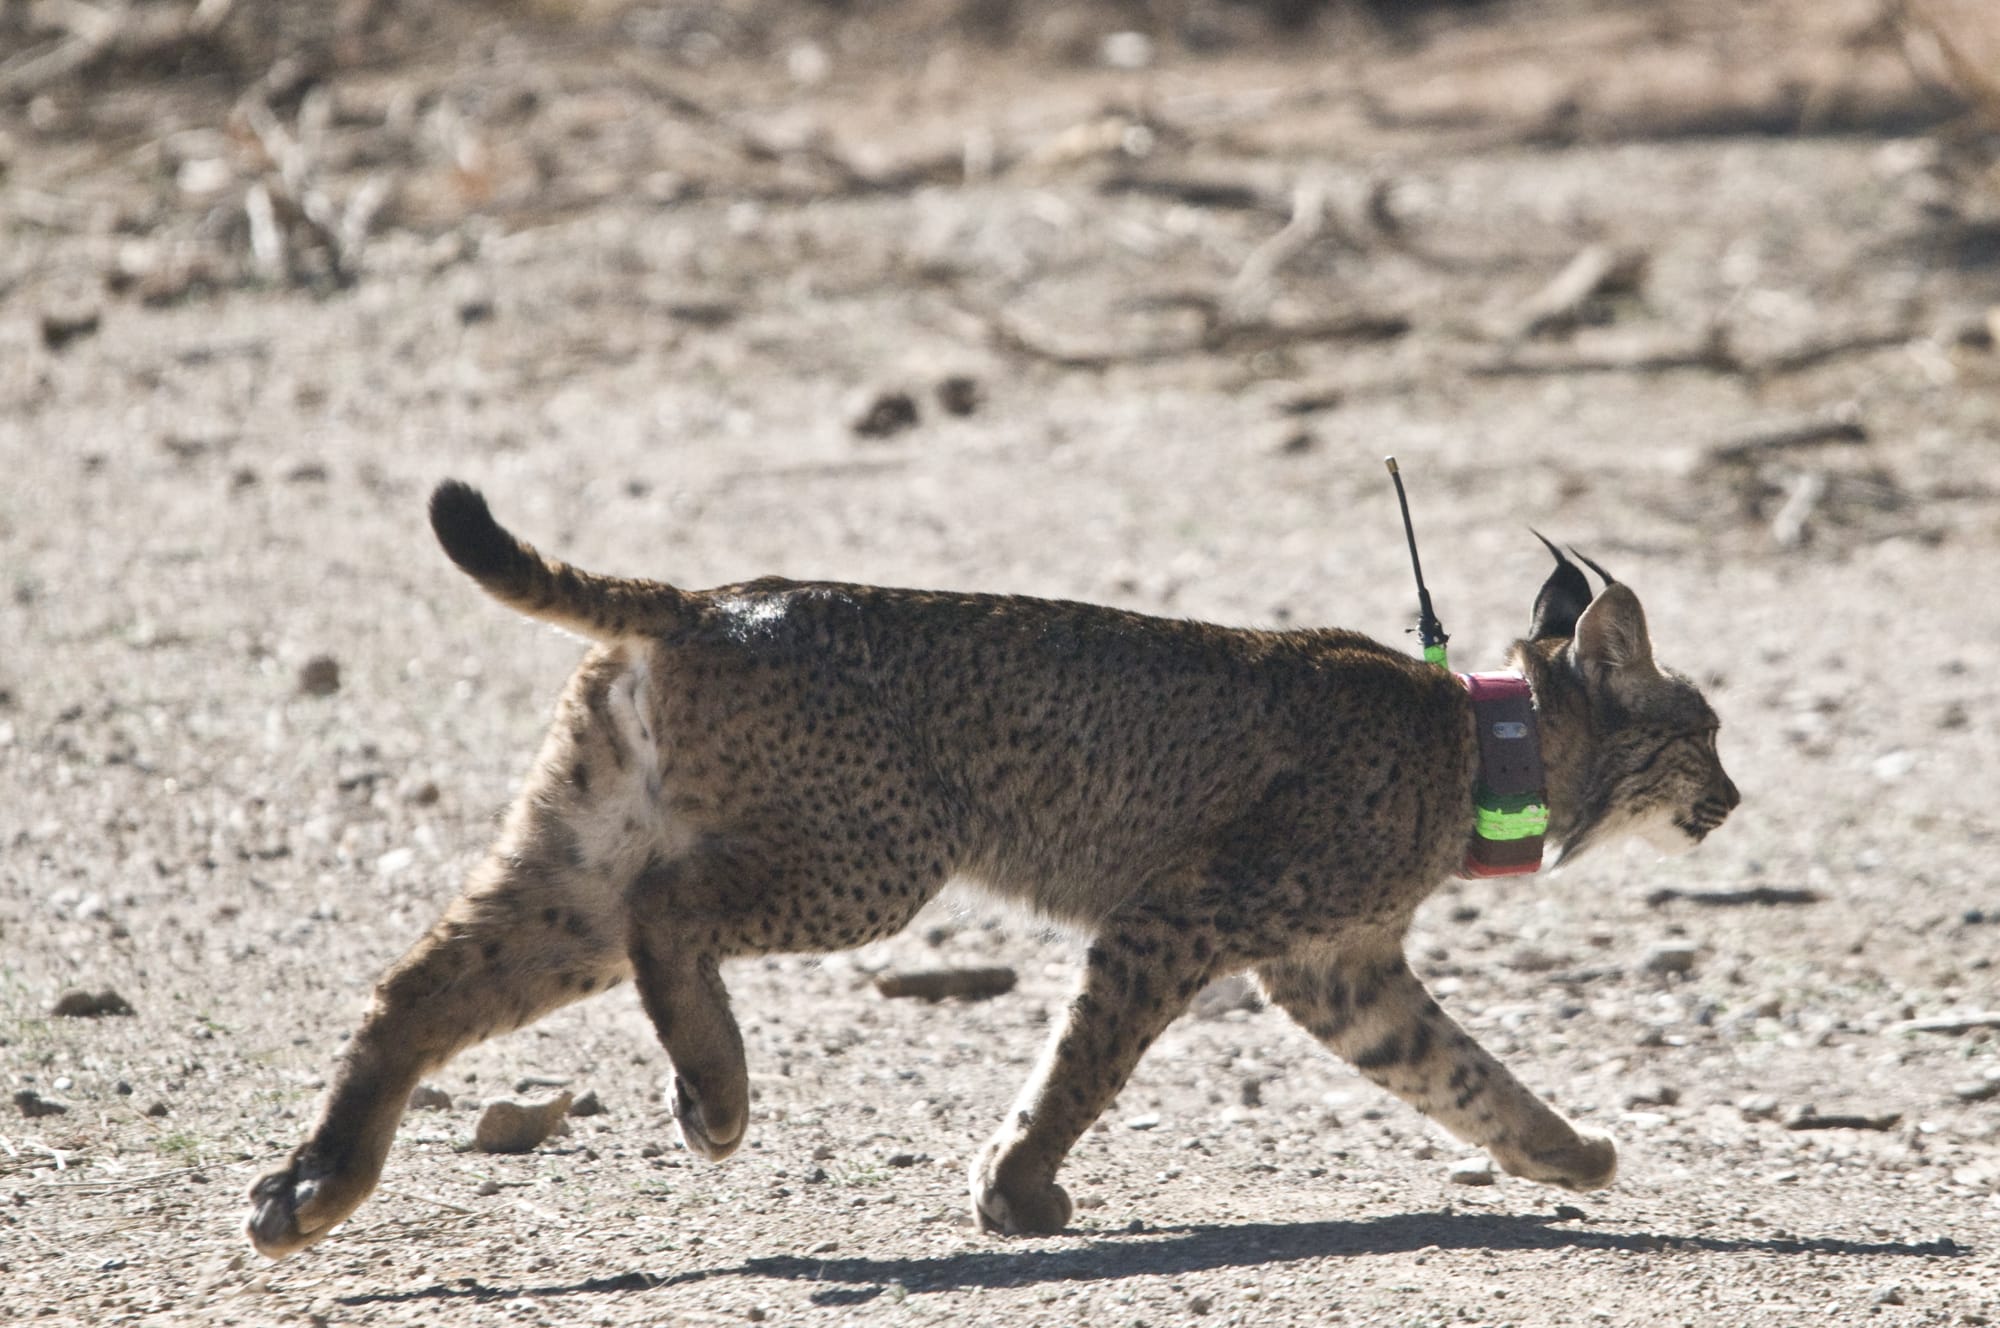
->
(1570, 583, 1656, 696)
(1528, 532, 1593, 640)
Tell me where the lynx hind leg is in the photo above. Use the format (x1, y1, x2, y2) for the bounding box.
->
(247, 650, 661, 1259)
(972, 901, 1223, 1235)
(1258, 949, 1616, 1192)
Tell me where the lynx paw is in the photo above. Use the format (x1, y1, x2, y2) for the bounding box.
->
(969, 1148, 1073, 1235)
(1497, 1128, 1618, 1192)
(671, 1072, 745, 1161)
(245, 1152, 368, 1260)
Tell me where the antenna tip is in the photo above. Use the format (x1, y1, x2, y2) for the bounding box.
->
(1383, 456, 1399, 474)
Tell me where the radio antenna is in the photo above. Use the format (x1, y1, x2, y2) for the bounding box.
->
(1384, 457, 1449, 669)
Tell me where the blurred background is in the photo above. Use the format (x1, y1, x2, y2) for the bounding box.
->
(5, 2, 2000, 1323)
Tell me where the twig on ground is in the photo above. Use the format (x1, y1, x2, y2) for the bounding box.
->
(1769, 470, 1830, 550)
(1745, 328, 1919, 377)
(0, 0, 235, 100)
(375, 1186, 476, 1216)
(1707, 413, 1869, 465)
(614, 52, 954, 196)
(1229, 178, 1330, 320)
(1098, 172, 1277, 213)
(1784, 1109, 1902, 1132)
(1506, 244, 1649, 340)
(968, 297, 1407, 370)
(36, 1164, 213, 1196)
(1469, 327, 1735, 377)
(1471, 324, 1917, 380)
(1644, 886, 1825, 908)
(1885, 1011, 2000, 1035)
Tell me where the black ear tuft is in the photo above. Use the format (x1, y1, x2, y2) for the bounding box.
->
(1529, 531, 1593, 641)
(1569, 547, 1616, 587)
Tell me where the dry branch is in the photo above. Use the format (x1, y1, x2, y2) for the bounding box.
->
(1707, 414, 1869, 465)
(613, 52, 955, 197)
(1507, 244, 1649, 340)
(1469, 328, 1734, 378)
(1784, 1109, 1902, 1132)
(0, 0, 234, 100)
(1230, 178, 1330, 319)
(1886, 1012, 2000, 1035)
(972, 295, 1406, 371)
(1644, 886, 1824, 908)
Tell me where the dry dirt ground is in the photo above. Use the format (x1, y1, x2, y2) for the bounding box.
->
(5, 1, 2000, 1324)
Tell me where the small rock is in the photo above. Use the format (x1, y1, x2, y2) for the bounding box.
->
(1952, 1079, 2000, 1103)
(807, 1239, 837, 1255)
(1738, 1094, 1782, 1121)
(1125, 1112, 1162, 1131)
(1238, 1079, 1263, 1109)
(14, 1089, 68, 1118)
(1624, 1083, 1680, 1109)
(885, 1152, 925, 1168)
(1870, 749, 1917, 783)
(1275, 428, 1318, 456)
(473, 1092, 574, 1153)
(515, 1074, 570, 1093)
(873, 967, 1016, 1002)
(401, 779, 441, 807)
(1100, 30, 1153, 69)
(1448, 1157, 1495, 1186)
(40, 305, 101, 351)
(747, 1309, 767, 1323)
(408, 1083, 454, 1111)
(475, 1179, 501, 1197)
(296, 655, 341, 697)
(51, 988, 135, 1018)
(1189, 1294, 1212, 1314)
(1643, 941, 1700, 976)
(639, 1143, 664, 1159)
(850, 390, 919, 439)
(114, 1080, 132, 1096)
(145, 1101, 170, 1118)
(1553, 1204, 1587, 1221)
(568, 1089, 605, 1117)
(935, 375, 981, 417)
(1873, 1285, 1905, 1306)
(811, 1143, 836, 1161)
(1190, 975, 1263, 1019)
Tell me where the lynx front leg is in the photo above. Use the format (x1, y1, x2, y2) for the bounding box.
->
(1259, 949, 1615, 1191)
(972, 908, 1220, 1235)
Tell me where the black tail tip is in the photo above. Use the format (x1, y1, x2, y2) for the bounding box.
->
(428, 479, 517, 579)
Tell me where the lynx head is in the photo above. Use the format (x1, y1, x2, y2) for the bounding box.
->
(1520, 537, 1739, 865)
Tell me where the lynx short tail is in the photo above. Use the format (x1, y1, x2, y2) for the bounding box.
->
(429, 480, 686, 640)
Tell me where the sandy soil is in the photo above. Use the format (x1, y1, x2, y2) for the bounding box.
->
(5, 1, 2000, 1323)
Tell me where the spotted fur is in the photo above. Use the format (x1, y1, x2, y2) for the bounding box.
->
(245, 484, 1737, 1258)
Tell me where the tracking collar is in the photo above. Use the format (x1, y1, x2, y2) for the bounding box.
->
(1458, 671, 1549, 878)
(1381, 459, 1549, 875)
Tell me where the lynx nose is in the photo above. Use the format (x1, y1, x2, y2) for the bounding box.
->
(1717, 773, 1741, 814)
